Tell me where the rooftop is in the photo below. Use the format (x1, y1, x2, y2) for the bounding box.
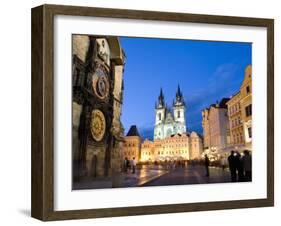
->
(126, 125, 141, 137)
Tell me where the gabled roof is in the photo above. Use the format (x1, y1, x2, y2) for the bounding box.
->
(126, 125, 140, 137)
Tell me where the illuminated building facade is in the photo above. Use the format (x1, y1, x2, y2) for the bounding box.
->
(123, 87, 203, 163)
(226, 64, 252, 151)
(202, 98, 231, 155)
(154, 86, 187, 140)
(123, 126, 142, 162)
(240, 65, 252, 150)
(140, 132, 203, 162)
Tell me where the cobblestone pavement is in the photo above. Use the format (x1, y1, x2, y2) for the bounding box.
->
(121, 165, 168, 187)
(72, 165, 168, 189)
(142, 164, 231, 187)
(73, 164, 232, 190)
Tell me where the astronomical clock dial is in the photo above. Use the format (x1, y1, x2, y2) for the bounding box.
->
(92, 67, 109, 100)
(90, 109, 106, 142)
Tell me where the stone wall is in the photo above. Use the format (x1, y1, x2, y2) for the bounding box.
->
(72, 35, 90, 63)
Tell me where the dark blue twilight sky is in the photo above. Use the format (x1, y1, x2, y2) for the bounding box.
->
(119, 37, 252, 140)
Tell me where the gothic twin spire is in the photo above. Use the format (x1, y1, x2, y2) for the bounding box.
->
(156, 85, 185, 109)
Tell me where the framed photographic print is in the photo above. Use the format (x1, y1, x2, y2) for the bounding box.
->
(31, 4, 274, 221)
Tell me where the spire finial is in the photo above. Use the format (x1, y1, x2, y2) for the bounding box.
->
(157, 87, 165, 108)
(176, 84, 182, 97)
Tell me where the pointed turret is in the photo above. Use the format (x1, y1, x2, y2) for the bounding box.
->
(176, 84, 182, 98)
(174, 85, 185, 106)
(172, 85, 187, 134)
(156, 88, 165, 109)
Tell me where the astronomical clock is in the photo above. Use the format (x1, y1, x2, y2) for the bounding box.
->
(72, 35, 125, 179)
(82, 37, 113, 168)
(90, 109, 106, 142)
(89, 67, 110, 145)
(91, 66, 110, 101)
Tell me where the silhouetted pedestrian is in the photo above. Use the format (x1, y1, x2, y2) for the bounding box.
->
(204, 154, 210, 177)
(123, 157, 128, 173)
(228, 151, 237, 182)
(131, 157, 136, 174)
(235, 151, 244, 182)
(126, 158, 130, 171)
(242, 150, 252, 181)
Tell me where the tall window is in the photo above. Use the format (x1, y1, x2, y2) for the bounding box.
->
(158, 113, 161, 120)
(248, 127, 252, 138)
(246, 85, 250, 94)
(177, 110, 180, 118)
(245, 104, 252, 117)
(240, 133, 243, 143)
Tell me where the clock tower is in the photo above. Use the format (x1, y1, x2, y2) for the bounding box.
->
(72, 35, 126, 182)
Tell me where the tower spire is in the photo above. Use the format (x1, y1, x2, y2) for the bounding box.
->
(156, 87, 165, 108)
(176, 84, 183, 99)
(160, 87, 164, 99)
(174, 85, 185, 106)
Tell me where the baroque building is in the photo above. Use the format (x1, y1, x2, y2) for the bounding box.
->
(201, 64, 252, 158)
(72, 35, 126, 184)
(154, 86, 187, 140)
(141, 132, 203, 162)
(226, 64, 252, 151)
(226, 92, 244, 148)
(202, 98, 231, 156)
(240, 65, 252, 150)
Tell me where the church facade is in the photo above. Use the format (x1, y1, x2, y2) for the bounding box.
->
(124, 87, 203, 163)
(154, 86, 187, 140)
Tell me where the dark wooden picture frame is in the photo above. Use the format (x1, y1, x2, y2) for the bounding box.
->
(31, 4, 274, 221)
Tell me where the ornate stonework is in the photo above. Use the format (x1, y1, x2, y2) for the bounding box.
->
(91, 67, 110, 100)
(72, 35, 126, 182)
(90, 109, 106, 142)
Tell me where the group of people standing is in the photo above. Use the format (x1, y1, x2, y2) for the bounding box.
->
(123, 157, 137, 174)
(228, 150, 252, 182)
(204, 150, 252, 182)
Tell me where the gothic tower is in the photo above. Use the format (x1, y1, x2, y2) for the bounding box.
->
(173, 85, 187, 134)
(155, 88, 166, 125)
(154, 88, 166, 140)
(154, 86, 187, 140)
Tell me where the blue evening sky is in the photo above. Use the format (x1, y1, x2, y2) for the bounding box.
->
(119, 37, 252, 140)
